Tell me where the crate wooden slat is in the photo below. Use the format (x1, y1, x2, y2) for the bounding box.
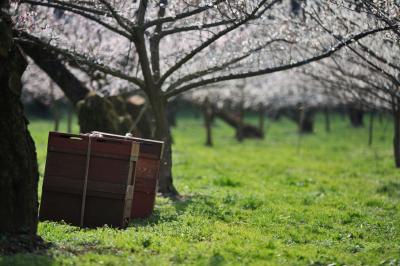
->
(39, 132, 139, 228)
(90, 131, 164, 218)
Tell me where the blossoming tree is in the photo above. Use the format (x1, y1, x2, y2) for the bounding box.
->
(12, 0, 397, 195)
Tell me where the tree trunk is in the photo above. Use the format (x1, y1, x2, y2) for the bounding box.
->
(236, 102, 245, 142)
(67, 102, 73, 133)
(53, 102, 60, 132)
(324, 107, 331, 133)
(348, 106, 364, 128)
(258, 104, 265, 138)
(299, 117, 314, 133)
(298, 108, 314, 134)
(368, 111, 374, 147)
(167, 99, 178, 128)
(393, 103, 400, 168)
(213, 108, 263, 139)
(151, 96, 178, 196)
(203, 98, 213, 147)
(0, 6, 39, 236)
(378, 111, 384, 124)
(77, 94, 133, 135)
(49, 81, 60, 131)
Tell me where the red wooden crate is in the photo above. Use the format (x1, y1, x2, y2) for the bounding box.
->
(90, 132, 164, 218)
(39, 132, 140, 228)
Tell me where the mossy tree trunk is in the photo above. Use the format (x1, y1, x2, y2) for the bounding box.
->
(77, 94, 133, 135)
(0, 3, 39, 235)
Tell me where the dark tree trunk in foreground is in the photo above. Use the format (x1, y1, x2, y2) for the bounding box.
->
(0, 4, 39, 236)
(348, 107, 364, 128)
(203, 98, 213, 147)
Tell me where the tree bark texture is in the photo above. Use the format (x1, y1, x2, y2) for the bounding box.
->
(150, 96, 178, 196)
(0, 6, 39, 235)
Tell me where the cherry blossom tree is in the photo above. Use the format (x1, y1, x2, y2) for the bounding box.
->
(11, 0, 397, 195)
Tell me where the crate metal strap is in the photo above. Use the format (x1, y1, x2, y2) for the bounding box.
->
(122, 141, 140, 226)
(80, 135, 93, 227)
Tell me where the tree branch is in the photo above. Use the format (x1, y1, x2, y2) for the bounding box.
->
(143, 0, 225, 29)
(159, 18, 237, 37)
(158, 0, 277, 86)
(14, 31, 145, 89)
(22, 0, 133, 40)
(97, 0, 135, 34)
(165, 39, 294, 92)
(164, 25, 395, 99)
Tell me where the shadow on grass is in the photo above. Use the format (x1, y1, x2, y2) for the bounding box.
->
(131, 193, 240, 227)
(0, 234, 53, 266)
(130, 194, 195, 227)
(377, 181, 400, 198)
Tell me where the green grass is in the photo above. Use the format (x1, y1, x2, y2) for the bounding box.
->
(1, 113, 400, 265)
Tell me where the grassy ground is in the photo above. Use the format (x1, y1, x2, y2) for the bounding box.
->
(1, 113, 400, 265)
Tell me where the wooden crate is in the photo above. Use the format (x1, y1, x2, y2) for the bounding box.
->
(90, 132, 164, 218)
(39, 132, 140, 228)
